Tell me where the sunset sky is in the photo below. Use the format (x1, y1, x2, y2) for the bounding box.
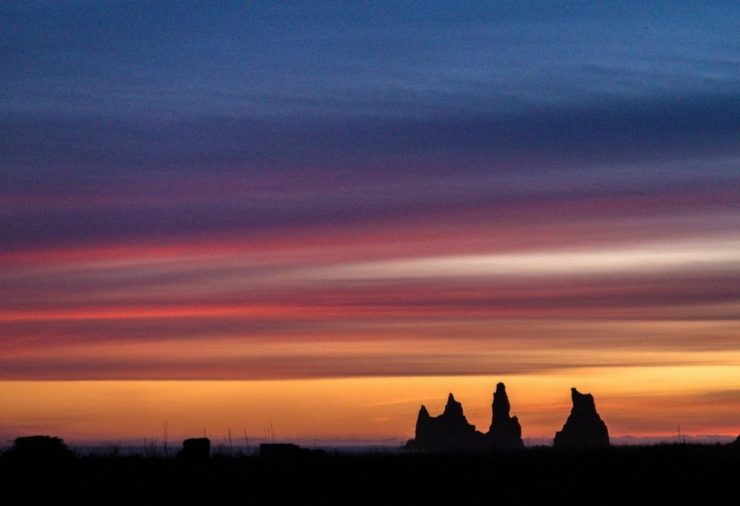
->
(1, 1, 739, 444)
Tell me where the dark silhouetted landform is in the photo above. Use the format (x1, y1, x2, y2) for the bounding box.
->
(554, 388, 610, 449)
(405, 393, 486, 451)
(488, 382, 524, 449)
(408, 383, 609, 450)
(3, 394, 737, 505)
(2, 438, 739, 505)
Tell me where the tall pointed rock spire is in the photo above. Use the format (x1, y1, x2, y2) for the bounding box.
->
(488, 382, 524, 449)
(443, 393, 464, 418)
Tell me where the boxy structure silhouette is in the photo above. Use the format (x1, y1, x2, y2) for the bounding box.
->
(177, 437, 210, 460)
(5, 436, 73, 461)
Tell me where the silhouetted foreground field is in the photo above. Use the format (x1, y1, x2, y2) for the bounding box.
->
(2, 444, 738, 505)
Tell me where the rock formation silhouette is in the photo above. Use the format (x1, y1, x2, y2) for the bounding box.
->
(488, 382, 524, 449)
(554, 388, 610, 448)
(405, 393, 485, 451)
(177, 437, 210, 460)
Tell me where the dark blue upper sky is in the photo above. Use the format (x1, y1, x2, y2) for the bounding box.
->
(4, 2, 738, 127)
(3, 1, 739, 118)
(1, 1, 738, 249)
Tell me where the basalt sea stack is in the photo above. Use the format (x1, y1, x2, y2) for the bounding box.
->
(406, 393, 485, 451)
(488, 382, 524, 449)
(554, 388, 610, 448)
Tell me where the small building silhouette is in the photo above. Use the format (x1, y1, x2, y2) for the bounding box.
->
(7, 435, 73, 461)
(178, 437, 210, 460)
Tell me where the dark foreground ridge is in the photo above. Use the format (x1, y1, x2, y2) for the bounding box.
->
(2, 437, 739, 506)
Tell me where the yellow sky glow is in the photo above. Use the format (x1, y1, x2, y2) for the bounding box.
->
(1, 363, 738, 444)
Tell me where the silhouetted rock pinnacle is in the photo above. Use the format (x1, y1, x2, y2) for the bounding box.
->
(554, 388, 610, 449)
(488, 382, 524, 449)
(443, 393, 464, 418)
(406, 393, 485, 451)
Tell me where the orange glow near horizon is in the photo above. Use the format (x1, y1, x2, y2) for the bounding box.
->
(2, 224, 738, 441)
(1, 366, 738, 445)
